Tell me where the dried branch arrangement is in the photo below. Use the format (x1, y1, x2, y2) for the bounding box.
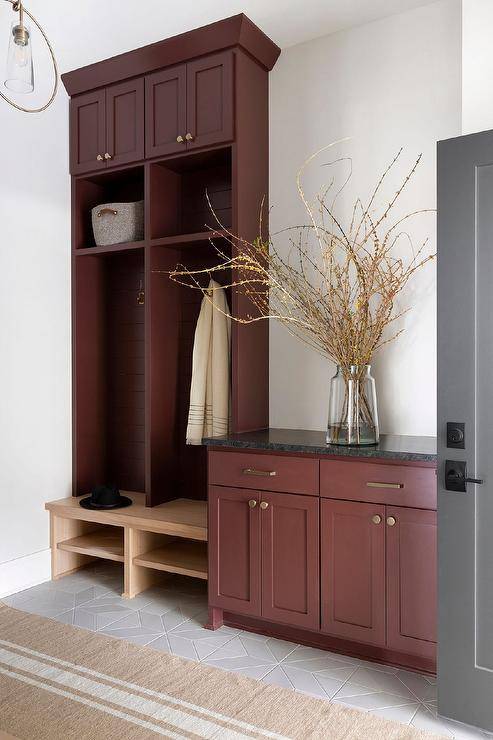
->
(169, 142, 435, 374)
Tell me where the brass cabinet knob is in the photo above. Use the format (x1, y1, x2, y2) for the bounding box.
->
(260, 501, 269, 510)
(372, 514, 382, 525)
(96, 154, 104, 161)
(176, 135, 184, 143)
(387, 516, 397, 527)
(104, 152, 112, 160)
(248, 499, 257, 509)
(185, 132, 194, 141)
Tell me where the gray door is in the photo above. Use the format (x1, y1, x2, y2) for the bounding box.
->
(438, 130, 493, 731)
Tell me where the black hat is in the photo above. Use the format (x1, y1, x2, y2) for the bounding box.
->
(79, 485, 132, 510)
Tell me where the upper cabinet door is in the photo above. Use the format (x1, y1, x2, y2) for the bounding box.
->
(106, 78, 145, 167)
(386, 506, 437, 659)
(70, 89, 106, 175)
(261, 491, 319, 630)
(321, 499, 386, 646)
(186, 51, 234, 149)
(145, 65, 187, 158)
(208, 485, 261, 617)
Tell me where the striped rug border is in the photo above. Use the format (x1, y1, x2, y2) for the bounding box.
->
(0, 639, 287, 740)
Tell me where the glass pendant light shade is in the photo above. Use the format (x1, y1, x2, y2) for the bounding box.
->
(5, 20, 34, 93)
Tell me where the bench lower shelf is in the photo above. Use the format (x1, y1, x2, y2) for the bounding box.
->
(134, 540, 208, 580)
(57, 527, 124, 562)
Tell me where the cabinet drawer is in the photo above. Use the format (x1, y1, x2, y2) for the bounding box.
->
(320, 460, 436, 509)
(208, 451, 319, 495)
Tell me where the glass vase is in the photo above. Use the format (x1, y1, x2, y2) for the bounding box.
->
(327, 364, 379, 446)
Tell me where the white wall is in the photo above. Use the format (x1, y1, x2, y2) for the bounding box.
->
(0, 1, 76, 597)
(461, 0, 493, 134)
(269, 0, 462, 435)
(0, 74, 71, 594)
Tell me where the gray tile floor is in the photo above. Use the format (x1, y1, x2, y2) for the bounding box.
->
(3, 562, 489, 739)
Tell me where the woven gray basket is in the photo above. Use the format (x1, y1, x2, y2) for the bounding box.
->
(91, 200, 144, 246)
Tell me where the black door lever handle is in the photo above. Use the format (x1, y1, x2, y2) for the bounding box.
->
(445, 460, 484, 491)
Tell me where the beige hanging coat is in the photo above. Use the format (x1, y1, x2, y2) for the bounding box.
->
(186, 280, 231, 445)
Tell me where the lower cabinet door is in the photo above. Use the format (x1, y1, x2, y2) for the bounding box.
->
(321, 499, 386, 646)
(208, 486, 261, 616)
(261, 492, 319, 630)
(386, 506, 437, 658)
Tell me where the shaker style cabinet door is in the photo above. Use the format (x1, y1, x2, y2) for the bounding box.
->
(70, 89, 106, 175)
(106, 78, 145, 167)
(208, 486, 261, 617)
(386, 506, 437, 659)
(186, 51, 234, 149)
(145, 65, 187, 158)
(261, 492, 319, 630)
(321, 499, 386, 646)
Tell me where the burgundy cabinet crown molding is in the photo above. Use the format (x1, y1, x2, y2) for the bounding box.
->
(62, 14, 281, 97)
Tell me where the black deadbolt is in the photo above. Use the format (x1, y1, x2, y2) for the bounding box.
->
(447, 422, 465, 449)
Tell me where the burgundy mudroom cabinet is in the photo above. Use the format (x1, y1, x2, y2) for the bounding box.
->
(321, 499, 386, 647)
(146, 52, 234, 158)
(70, 79, 145, 174)
(209, 485, 319, 629)
(206, 436, 438, 673)
(70, 47, 234, 174)
(321, 499, 437, 660)
(63, 16, 280, 507)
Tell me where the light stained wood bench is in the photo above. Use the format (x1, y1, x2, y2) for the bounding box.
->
(45, 493, 207, 598)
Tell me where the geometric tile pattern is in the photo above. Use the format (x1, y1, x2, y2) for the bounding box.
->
(3, 561, 490, 739)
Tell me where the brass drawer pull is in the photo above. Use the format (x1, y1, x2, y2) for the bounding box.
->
(366, 482, 404, 489)
(260, 501, 269, 510)
(97, 208, 118, 217)
(242, 468, 277, 478)
(372, 514, 382, 525)
(387, 516, 397, 527)
(248, 499, 257, 509)
(176, 135, 184, 143)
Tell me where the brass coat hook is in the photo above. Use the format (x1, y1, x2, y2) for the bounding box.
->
(137, 280, 145, 305)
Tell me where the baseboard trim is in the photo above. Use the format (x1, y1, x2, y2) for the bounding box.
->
(221, 610, 436, 675)
(0, 549, 51, 598)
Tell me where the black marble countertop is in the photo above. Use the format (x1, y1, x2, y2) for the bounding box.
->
(203, 428, 437, 463)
